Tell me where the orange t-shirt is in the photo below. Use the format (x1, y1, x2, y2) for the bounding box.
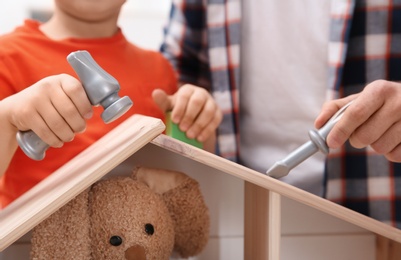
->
(0, 20, 177, 208)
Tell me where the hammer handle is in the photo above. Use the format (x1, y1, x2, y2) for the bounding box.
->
(16, 51, 122, 160)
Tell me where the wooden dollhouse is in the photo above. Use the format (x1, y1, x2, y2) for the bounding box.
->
(1, 115, 401, 259)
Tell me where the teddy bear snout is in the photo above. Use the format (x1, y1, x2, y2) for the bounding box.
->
(125, 244, 146, 260)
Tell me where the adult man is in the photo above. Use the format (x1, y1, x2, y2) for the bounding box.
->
(161, 0, 401, 230)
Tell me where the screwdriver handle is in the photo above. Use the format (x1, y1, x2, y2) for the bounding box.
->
(309, 100, 353, 154)
(266, 101, 353, 178)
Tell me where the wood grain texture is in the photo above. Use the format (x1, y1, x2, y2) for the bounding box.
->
(0, 115, 165, 251)
(244, 183, 281, 260)
(151, 134, 401, 244)
(376, 235, 401, 260)
(3, 114, 401, 258)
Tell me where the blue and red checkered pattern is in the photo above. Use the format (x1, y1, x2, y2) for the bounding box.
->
(161, 0, 241, 162)
(161, 0, 401, 228)
(325, 0, 401, 228)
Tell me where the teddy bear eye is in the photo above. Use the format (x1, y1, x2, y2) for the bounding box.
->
(109, 236, 123, 246)
(144, 223, 154, 236)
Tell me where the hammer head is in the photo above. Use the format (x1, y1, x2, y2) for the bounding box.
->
(67, 50, 133, 123)
(101, 95, 133, 123)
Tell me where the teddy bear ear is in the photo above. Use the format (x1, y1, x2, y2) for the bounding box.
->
(163, 175, 210, 258)
(132, 167, 188, 194)
(31, 188, 92, 259)
(132, 166, 210, 257)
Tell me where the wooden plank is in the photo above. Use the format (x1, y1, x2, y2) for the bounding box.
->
(376, 235, 401, 260)
(3, 114, 401, 256)
(0, 115, 165, 251)
(282, 234, 375, 260)
(267, 191, 281, 259)
(151, 134, 401, 243)
(244, 182, 281, 260)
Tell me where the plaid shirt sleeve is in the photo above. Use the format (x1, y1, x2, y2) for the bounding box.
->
(160, 0, 211, 90)
(326, 0, 401, 229)
(161, 0, 241, 162)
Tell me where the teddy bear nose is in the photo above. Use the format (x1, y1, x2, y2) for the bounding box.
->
(125, 245, 146, 260)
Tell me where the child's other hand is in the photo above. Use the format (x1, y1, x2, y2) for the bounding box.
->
(4, 74, 93, 148)
(152, 84, 222, 143)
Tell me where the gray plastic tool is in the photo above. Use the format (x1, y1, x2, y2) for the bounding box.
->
(265, 101, 353, 178)
(16, 50, 133, 161)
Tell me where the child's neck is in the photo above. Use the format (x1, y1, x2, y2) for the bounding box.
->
(40, 13, 119, 40)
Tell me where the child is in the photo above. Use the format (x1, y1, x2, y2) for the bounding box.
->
(0, 0, 222, 208)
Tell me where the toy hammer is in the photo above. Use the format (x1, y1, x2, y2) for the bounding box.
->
(16, 50, 133, 161)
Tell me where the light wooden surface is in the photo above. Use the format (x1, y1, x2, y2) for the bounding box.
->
(376, 235, 401, 260)
(2, 114, 401, 258)
(151, 134, 401, 244)
(0, 115, 165, 251)
(244, 183, 281, 260)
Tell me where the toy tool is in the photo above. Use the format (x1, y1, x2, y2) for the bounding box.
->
(266, 101, 353, 178)
(165, 112, 203, 148)
(16, 50, 133, 161)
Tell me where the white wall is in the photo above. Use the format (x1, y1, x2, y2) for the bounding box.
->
(0, 0, 171, 50)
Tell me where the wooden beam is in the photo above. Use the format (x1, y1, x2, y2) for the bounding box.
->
(376, 235, 401, 260)
(152, 134, 401, 243)
(245, 182, 281, 260)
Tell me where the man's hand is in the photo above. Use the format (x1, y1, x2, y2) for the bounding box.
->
(315, 80, 401, 162)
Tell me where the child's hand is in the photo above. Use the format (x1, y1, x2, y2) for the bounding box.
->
(3, 74, 93, 148)
(152, 84, 222, 143)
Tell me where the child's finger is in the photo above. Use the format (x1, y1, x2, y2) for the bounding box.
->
(186, 98, 215, 138)
(197, 107, 223, 142)
(170, 86, 193, 123)
(152, 88, 174, 113)
(59, 74, 93, 120)
(178, 89, 208, 132)
(27, 108, 65, 148)
(51, 81, 88, 134)
(185, 99, 219, 140)
(35, 95, 75, 144)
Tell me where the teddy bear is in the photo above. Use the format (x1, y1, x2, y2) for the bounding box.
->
(30, 166, 210, 260)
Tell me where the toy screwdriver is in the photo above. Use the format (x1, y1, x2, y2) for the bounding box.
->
(266, 101, 353, 178)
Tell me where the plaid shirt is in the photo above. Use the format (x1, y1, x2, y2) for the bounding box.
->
(161, 0, 241, 162)
(326, 0, 401, 228)
(161, 0, 401, 228)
